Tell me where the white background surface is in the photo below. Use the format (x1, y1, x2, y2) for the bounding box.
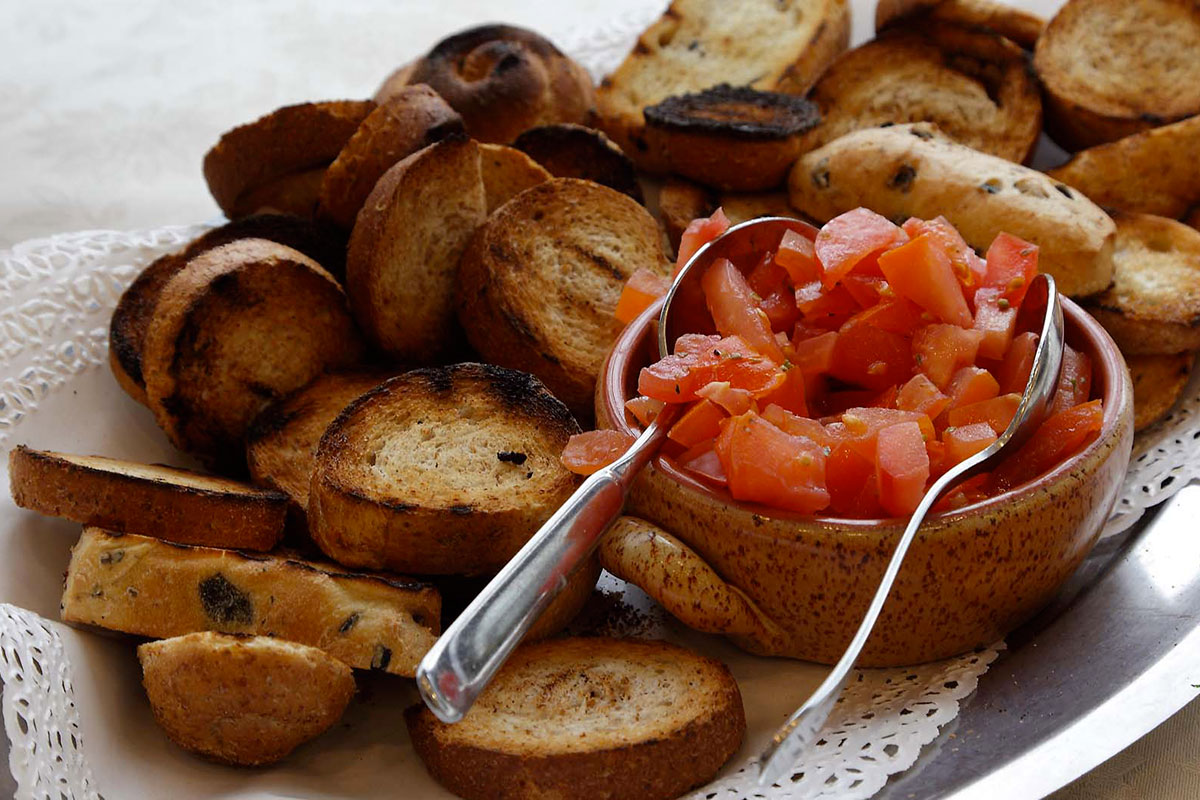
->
(1, 0, 1198, 797)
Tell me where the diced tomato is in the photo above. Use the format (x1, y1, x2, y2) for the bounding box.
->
(912, 324, 984, 389)
(815, 208, 909, 288)
(876, 421, 931, 517)
(638, 335, 783, 402)
(624, 396, 664, 427)
(697, 381, 755, 415)
(996, 331, 1039, 394)
(1050, 344, 1093, 415)
(993, 400, 1103, 490)
(791, 329, 838, 373)
(842, 275, 889, 307)
(932, 473, 991, 513)
(944, 366, 1000, 411)
(614, 267, 670, 324)
(759, 364, 808, 416)
(983, 232, 1039, 306)
(839, 407, 934, 462)
(796, 282, 861, 330)
(830, 321, 913, 391)
(944, 422, 998, 466)
(946, 393, 1021, 434)
(775, 229, 821, 285)
(972, 287, 1018, 360)
(926, 438, 947, 478)
(896, 374, 950, 419)
(561, 430, 636, 475)
(702, 258, 786, 363)
(839, 296, 923, 337)
(873, 384, 899, 409)
(747, 254, 801, 331)
(826, 442, 876, 516)
(878, 234, 973, 327)
(668, 399, 726, 448)
(761, 404, 832, 447)
(676, 207, 730, 274)
(715, 413, 830, 513)
(677, 439, 727, 486)
(903, 216, 987, 291)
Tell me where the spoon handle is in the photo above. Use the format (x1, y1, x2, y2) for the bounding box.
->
(415, 411, 675, 723)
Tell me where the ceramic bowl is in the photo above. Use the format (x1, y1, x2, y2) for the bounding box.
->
(596, 297, 1134, 667)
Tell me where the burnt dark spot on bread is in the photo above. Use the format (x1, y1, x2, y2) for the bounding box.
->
(567, 243, 626, 282)
(644, 84, 820, 141)
(371, 644, 393, 670)
(497, 451, 528, 464)
(450, 505, 474, 516)
(512, 124, 643, 202)
(199, 573, 253, 625)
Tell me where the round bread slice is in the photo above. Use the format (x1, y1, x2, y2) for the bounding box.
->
(1033, 0, 1200, 151)
(406, 637, 745, 800)
(202, 100, 375, 218)
(139, 632, 355, 766)
(345, 135, 486, 363)
(513, 124, 643, 202)
(1083, 214, 1200, 355)
(230, 166, 326, 220)
(799, 23, 1041, 163)
(1129, 351, 1194, 432)
(478, 143, 552, 214)
(317, 85, 465, 229)
(657, 177, 716, 251)
(456, 178, 671, 419)
(308, 364, 581, 576)
(875, 0, 1044, 49)
(142, 239, 364, 471)
(8, 446, 286, 550)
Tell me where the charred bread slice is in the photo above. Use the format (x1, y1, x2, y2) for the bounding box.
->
(317, 85, 465, 229)
(596, 0, 849, 171)
(789, 123, 1116, 297)
(456, 178, 671, 418)
(8, 446, 286, 550)
(1033, 0, 1200, 151)
(62, 527, 439, 676)
(308, 364, 581, 576)
(1046, 115, 1200, 219)
(643, 85, 820, 191)
(108, 215, 349, 406)
(799, 23, 1041, 163)
(478, 143, 552, 214)
(1130, 351, 1194, 431)
(406, 637, 745, 800)
(876, 0, 1044, 49)
(657, 177, 716, 251)
(203, 100, 375, 219)
(1083, 214, 1200, 355)
(345, 135, 486, 362)
(513, 124, 643, 202)
(141, 239, 364, 471)
(139, 632, 354, 766)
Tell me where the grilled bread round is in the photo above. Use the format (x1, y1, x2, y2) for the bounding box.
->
(513, 124, 643, 202)
(456, 178, 670, 419)
(406, 637, 745, 800)
(308, 363, 581, 576)
(875, 0, 1044, 49)
(478, 143, 552, 214)
(139, 632, 355, 766)
(1129, 352, 1194, 432)
(142, 238, 364, 471)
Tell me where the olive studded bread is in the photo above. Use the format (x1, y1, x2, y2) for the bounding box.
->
(512, 124, 643, 202)
(139, 632, 355, 766)
(406, 637, 745, 800)
(456, 178, 671, 418)
(875, 0, 1045, 50)
(477, 143, 552, 214)
(62, 527, 440, 676)
(789, 123, 1116, 297)
(1129, 352, 1194, 431)
(9, 446, 286, 550)
(308, 364, 581, 576)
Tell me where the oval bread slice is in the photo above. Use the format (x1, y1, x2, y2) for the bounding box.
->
(478, 143, 552, 214)
(230, 166, 326, 220)
(875, 0, 1045, 50)
(8, 446, 286, 550)
(406, 637, 745, 800)
(789, 123, 1116, 297)
(658, 177, 716, 251)
(308, 363, 581, 576)
(513, 123, 643, 202)
(1130, 352, 1194, 432)
(139, 632, 355, 766)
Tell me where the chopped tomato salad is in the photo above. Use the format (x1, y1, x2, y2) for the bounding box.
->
(565, 208, 1103, 518)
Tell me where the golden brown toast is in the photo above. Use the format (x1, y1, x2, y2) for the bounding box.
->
(345, 136, 486, 363)
(512, 123, 643, 202)
(876, 0, 1044, 49)
(657, 177, 715, 251)
(229, 167, 326, 220)
(8, 446, 286, 550)
(308, 364, 581, 576)
(139, 632, 355, 766)
(406, 637, 745, 800)
(1129, 352, 1194, 431)
(477, 142, 552, 214)
(456, 178, 671, 418)
(141, 238, 364, 471)
(62, 527, 439, 676)
(1033, 0, 1200, 151)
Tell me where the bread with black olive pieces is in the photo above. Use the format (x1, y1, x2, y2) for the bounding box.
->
(62, 527, 439, 676)
(875, 0, 1044, 49)
(139, 632, 355, 766)
(513, 124, 643, 202)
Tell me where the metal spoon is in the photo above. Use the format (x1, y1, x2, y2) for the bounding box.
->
(756, 270, 1063, 786)
(415, 216, 815, 722)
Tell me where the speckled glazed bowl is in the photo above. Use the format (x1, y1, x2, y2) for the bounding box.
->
(596, 297, 1134, 667)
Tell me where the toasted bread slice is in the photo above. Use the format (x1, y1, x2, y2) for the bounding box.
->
(1129, 351, 1194, 431)
(63, 527, 439, 675)
(478, 143, 552, 214)
(456, 178, 670, 418)
(8, 446, 286, 550)
(373, 61, 417, 103)
(346, 136, 486, 362)
(246, 370, 397, 511)
(1033, 0, 1200, 151)
(229, 167, 326, 220)
(657, 178, 716, 251)
(1083, 213, 1200, 354)
(142, 239, 364, 471)
(799, 23, 1041, 163)
(317, 85, 465, 229)
(596, 0, 849, 171)
(203, 100, 375, 218)
(1187, 207, 1200, 232)
(139, 632, 354, 766)
(643, 85, 821, 191)
(876, 0, 1044, 49)
(789, 123, 1116, 297)
(406, 637, 745, 800)
(513, 124, 643, 202)
(308, 364, 581, 576)
(1046, 116, 1200, 219)
(720, 191, 803, 226)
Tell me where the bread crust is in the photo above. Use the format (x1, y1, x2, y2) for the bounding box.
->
(405, 637, 745, 800)
(1129, 351, 1194, 431)
(63, 527, 439, 676)
(513, 124, 643, 202)
(478, 143, 552, 214)
(308, 364, 581, 576)
(139, 632, 355, 766)
(875, 0, 1044, 49)
(658, 177, 716, 251)
(789, 123, 1116, 297)
(9, 446, 286, 550)
(229, 166, 326, 220)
